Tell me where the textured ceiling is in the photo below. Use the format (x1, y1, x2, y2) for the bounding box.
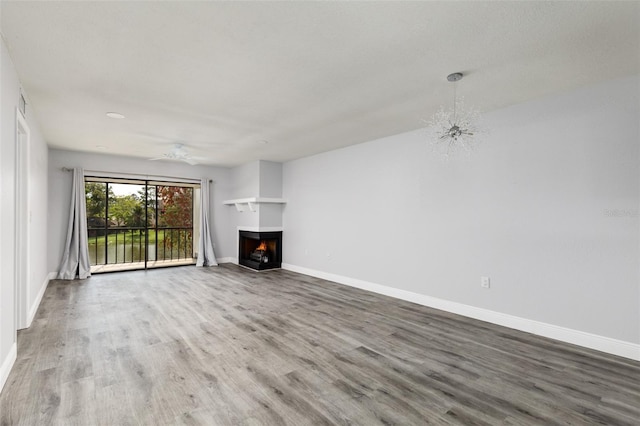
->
(1, 1, 639, 167)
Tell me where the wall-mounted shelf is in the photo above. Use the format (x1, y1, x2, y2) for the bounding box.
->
(223, 197, 287, 212)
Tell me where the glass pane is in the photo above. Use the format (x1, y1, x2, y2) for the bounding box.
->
(155, 185, 194, 261)
(85, 181, 108, 266)
(157, 186, 193, 228)
(106, 183, 146, 264)
(145, 184, 157, 262)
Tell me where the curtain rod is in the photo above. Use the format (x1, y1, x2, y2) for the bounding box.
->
(61, 167, 212, 183)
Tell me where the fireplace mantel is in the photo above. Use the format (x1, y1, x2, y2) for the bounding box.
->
(223, 197, 287, 212)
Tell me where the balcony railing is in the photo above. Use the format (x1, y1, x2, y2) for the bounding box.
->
(87, 226, 194, 266)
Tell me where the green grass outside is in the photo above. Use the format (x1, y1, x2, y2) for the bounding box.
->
(87, 229, 190, 246)
(87, 228, 194, 264)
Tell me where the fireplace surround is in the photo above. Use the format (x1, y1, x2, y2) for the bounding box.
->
(238, 230, 282, 271)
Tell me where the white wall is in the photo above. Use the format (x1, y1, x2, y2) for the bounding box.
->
(47, 149, 236, 273)
(258, 161, 283, 228)
(283, 75, 640, 347)
(229, 160, 284, 231)
(231, 160, 260, 198)
(259, 160, 283, 198)
(1, 37, 50, 391)
(230, 161, 260, 229)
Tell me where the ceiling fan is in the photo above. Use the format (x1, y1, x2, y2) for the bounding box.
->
(148, 143, 203, 165)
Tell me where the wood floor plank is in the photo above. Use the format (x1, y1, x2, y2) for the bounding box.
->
(1, 264, 639, 425)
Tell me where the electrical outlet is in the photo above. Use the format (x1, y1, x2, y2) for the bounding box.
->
(481, 276, 490, 289)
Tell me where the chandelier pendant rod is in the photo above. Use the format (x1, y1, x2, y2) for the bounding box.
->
(452, 82, 457, 123)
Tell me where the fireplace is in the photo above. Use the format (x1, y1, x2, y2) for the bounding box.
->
(238, 231, 282, 271)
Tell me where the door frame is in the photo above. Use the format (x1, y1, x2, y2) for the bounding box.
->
(84, 177, 199, 272)
(15, 107, 30, 331)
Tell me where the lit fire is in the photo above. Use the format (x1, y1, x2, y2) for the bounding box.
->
(256, 241, 267, 251)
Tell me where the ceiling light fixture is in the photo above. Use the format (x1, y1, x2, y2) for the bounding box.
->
(428, 72, 483, 159)
(106, 112, 125, 119)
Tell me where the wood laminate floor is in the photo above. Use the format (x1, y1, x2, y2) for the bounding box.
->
(1, 265, 638, 425)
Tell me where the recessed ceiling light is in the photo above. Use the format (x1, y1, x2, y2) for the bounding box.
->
(106, 112, 125, 119)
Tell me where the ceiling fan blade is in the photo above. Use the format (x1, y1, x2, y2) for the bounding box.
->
(147, 143, 203, 165)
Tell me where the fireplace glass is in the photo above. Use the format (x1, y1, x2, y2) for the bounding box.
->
(239, 231, 282, 270)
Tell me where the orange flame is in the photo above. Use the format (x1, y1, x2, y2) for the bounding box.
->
(256, 241, 267, 251)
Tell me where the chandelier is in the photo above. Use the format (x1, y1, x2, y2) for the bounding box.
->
(428, 72, 483, 158)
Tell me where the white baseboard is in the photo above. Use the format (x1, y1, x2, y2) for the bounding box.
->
(26, 272, 55, 328)
(0, 343, 17, 394)
(281, 263, 640, 361)
(216, 257, 238, 264)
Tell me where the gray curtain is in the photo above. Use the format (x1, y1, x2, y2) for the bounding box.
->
(58, 168, 91, 279)
(196, 179, 218, 267)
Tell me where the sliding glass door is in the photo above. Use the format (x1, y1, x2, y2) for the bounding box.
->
(148, 183, 194, 265)
(85, 177, 199, 273)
